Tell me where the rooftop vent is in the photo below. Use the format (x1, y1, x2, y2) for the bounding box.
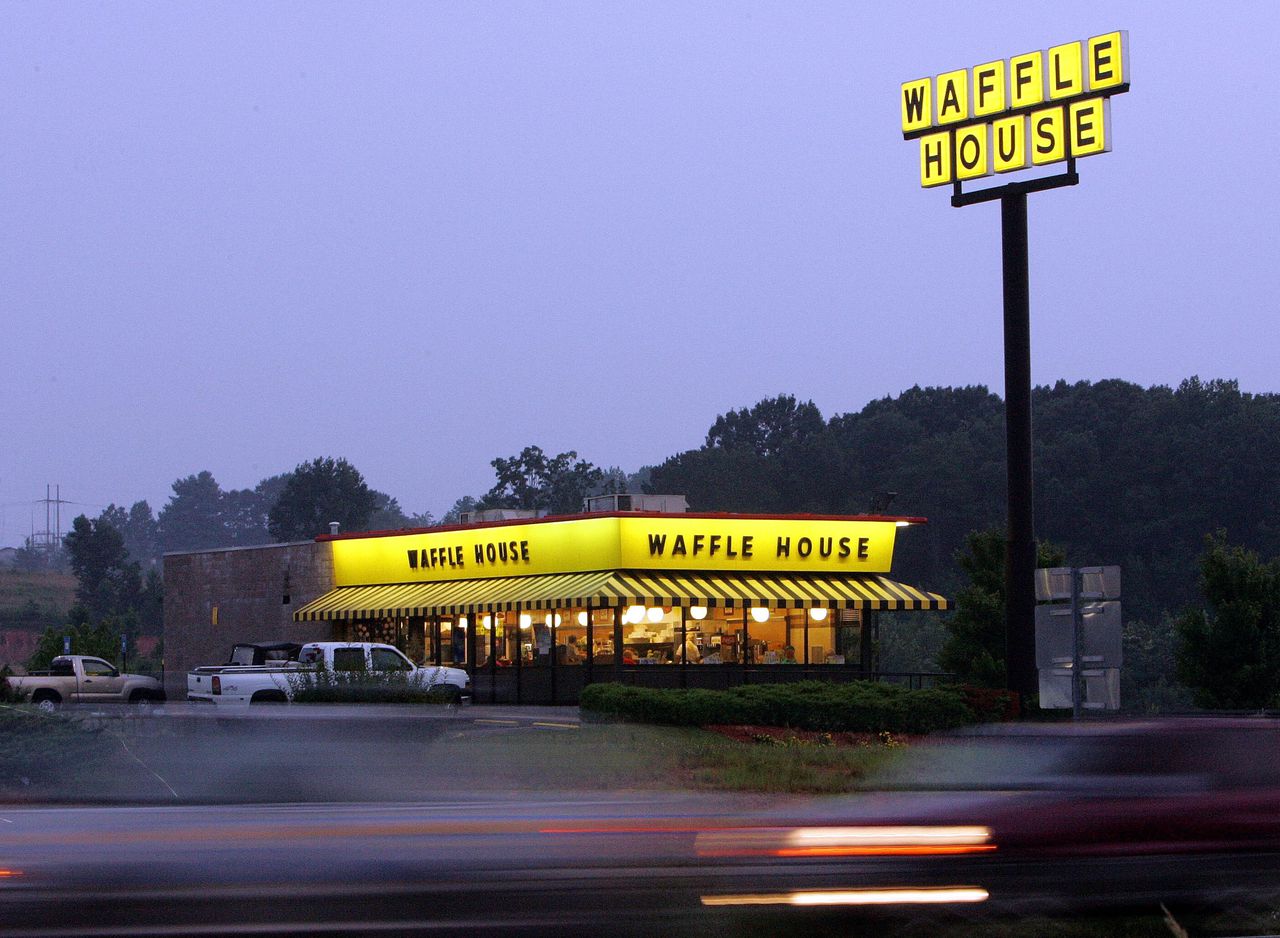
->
(582, 494, 688, 514)
(457, 508, 540, 525)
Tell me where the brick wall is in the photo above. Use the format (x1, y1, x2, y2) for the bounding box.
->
(162, 541, 334, 700)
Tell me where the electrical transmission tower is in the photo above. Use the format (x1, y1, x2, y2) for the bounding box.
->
(31, 484, 72, 557)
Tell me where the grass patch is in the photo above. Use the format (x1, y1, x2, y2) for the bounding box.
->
(426, 723, 900, 793)
(0, 704, 117, 794)
(0, 571, 76, 632)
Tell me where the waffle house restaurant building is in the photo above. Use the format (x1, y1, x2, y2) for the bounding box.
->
(291, 509, 948, 704)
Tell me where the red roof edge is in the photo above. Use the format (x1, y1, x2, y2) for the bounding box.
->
(316, 511, 930, 542)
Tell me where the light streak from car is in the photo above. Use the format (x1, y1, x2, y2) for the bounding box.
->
(701, 885, 990, 906)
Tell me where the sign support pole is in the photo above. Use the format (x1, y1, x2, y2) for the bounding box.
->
(1001, 192, 1037, 705)
(1070, 566, 1083, 720)
(902, 29, 1130, 708)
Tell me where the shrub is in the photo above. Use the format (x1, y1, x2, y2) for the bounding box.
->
(286, 663, 450, 704)
(0, 664, 20, 704)
(957, 684, 1020, 721)
(579, 680, 988, 734)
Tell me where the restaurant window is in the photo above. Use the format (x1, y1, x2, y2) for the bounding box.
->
(555, 609, 588, 665)
(496, 613, 516, 666)
(404, 616, 426, 663)
(526, 611, 557, 667)
(589, 608, 615, 665)
(475, 613, 494, 668)
(806, 607, 854, 664)
(621, 605, 677, 664)
(351, 618, 397, 646)
(746, 607, 798, 664)
(436, 616, 467, 666)
(692, 607, 743, 664)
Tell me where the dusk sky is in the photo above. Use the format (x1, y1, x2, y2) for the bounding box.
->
(2, 2, 1275, 546)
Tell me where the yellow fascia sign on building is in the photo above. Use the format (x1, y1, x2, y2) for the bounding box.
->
(328, 515, 902, 587)
(902, 31, 1128, 188)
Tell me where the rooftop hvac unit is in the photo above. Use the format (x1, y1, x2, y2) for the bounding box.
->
(582, 494, 688, 514)
(457, 508, 539, 525)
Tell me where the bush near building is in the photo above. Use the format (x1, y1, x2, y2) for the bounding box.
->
(285, 666, 453, 704)
(580, 680, 1012, 734)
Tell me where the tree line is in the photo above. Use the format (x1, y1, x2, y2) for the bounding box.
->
(20, 376, 1280, 708)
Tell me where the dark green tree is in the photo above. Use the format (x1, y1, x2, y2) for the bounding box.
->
(63, 515, 142, 626)
(97, 501, 161, 567)
(27, 606, 130, 671)
(268, 457, 380, 541)
(1122, 615, 1191, 713)
(12, 537, 65, 573)
(159, 471, 230, 552)
(705, 395, 824, 457)
(365, 492, 435, 531)
(138, 568, 164, 635)
(481, 446, 605, 515)
(1175, 534, 1280, 709)
(440, 496, 480, 526)
(937, 528, 1065, 687)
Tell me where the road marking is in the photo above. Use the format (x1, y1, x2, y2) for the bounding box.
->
(531, 721, 579, 729)
(474, 718, 519, 725)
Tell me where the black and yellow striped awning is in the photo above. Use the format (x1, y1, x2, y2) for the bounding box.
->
(293, 571, 947, 622)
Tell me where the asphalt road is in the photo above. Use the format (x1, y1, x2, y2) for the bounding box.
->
(0, 794, 858, 938)
(10, 709, 1280, 936)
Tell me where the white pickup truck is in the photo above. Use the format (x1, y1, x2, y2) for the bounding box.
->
(8, 656, 165, 711)
(187, 641, 470, 707)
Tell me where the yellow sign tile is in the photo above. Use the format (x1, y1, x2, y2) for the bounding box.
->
(1087, 31, 1127, 90)
(1030, 106, 1067, 165)
(1069, 98, 1110, 156)
(901, 78, 932, 133)
(954, 125, 991, 180)
(936, 69, 969, 124)
(919, 130, 953, 187)
(1008, 51, 1044, 109)
(1048, 41, 1084, 100)
(971, 60, 1006, 117)
(991, 115, 1028, 173)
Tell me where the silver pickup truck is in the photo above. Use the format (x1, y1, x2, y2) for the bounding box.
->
(8, 655, 165, 711)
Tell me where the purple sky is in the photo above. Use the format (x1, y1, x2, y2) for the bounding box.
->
(2, 2, 1276, 546)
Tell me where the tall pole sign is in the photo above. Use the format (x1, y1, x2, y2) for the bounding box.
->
(899, 33, 1129, 704)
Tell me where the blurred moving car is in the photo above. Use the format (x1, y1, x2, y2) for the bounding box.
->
(696, 719, 1280, 916)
